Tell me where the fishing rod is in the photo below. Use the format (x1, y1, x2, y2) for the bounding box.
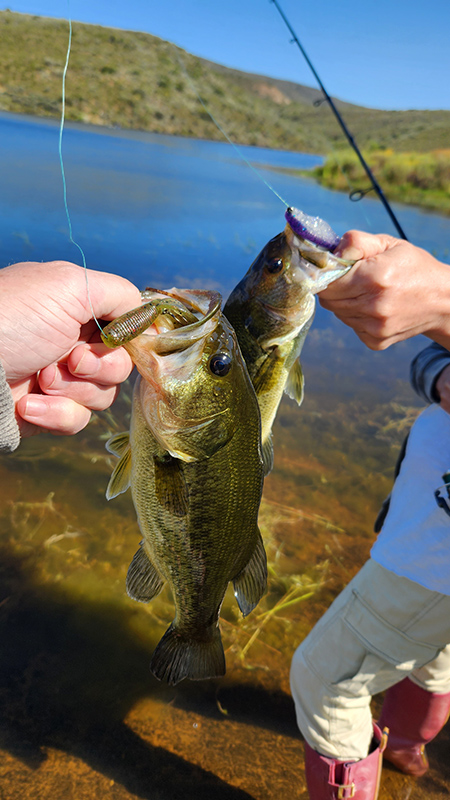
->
(269, 0, 408, 241)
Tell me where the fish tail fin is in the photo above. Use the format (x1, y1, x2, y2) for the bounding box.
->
(150, 623, 225, 685)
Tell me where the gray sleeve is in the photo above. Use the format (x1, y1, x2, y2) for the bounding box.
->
(410, 342, 450, 404)
(0, 360, 20, 453)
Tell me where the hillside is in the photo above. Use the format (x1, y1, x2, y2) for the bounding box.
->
(0, 10, 449, 154)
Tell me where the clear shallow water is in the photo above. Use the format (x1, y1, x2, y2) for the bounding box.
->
(1, 112, 450, 800)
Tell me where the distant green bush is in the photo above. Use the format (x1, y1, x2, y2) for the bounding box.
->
(311, 148, 450, 215)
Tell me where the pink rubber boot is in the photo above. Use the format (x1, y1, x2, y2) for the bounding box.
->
(303, 723, 388, 799)
(378, 677, 450, 777)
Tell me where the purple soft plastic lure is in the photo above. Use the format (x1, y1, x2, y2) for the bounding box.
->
(285, 206, 341, 251)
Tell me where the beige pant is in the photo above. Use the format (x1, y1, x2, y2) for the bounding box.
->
(290, 559, 450, 760)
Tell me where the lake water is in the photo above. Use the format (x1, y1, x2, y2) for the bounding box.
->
(1, 111, 450, 800)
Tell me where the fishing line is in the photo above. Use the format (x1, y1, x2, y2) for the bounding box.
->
(172, 45, 289, 208)
(59, 11, 102, 333)
(269, 0, 408, 241)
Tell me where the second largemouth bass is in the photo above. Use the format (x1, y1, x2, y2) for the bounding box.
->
(102, 289, 266, 685)
(223, 207, 353, 473)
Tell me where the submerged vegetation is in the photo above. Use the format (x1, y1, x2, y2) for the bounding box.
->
(0, 10, 449, 156)
(308, 147, 450, 215)
(0, 363, 428, 798)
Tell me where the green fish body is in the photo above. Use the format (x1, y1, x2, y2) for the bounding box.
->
(224, 223, 353, 473)
(106, 289, 266, 685)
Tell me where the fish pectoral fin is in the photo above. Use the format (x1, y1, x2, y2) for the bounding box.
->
(154, 455, 189, 516)
(252, 349, 278, 396)
(164, 413, 234, 462)
(106, 447, 132, 500)
(262, 433, 274, 476)
(233, 530, 268, 617)
(284, 360, 304, 406)
(150, 622, 225, 685)
(126, 543, 165, 602)
(105, 431, 130, 457)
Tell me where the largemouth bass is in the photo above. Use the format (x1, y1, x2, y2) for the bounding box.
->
(223, 206, 354, 473)
(102, 289, 266, 685)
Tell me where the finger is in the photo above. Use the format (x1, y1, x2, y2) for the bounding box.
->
(67, 342, 134, 385)
(16, 394, 92, 436)
(319, 306, 423, 350)
(38, 364, 120, 411)
(334, 230, 398, 261)
(319, 233, 402, 303)
(77, 269, 142, 323)
(318, 294, 369, 316)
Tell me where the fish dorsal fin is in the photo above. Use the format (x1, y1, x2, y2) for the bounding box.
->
(106, 447, 132, 500)
(154, 455, 189, 517)
(106, 431, 130, 457)
(126, 543, 165, 602)
(233, 530, 267, 617)
(284, 360, 304, 406)
(262, 434, 274, 476)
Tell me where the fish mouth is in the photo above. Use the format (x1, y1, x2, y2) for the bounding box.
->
(122, 287, 223, 403)
(138, 288, 222, 354)
(284, 223, 353, 292)
(129, 288, 233, 460)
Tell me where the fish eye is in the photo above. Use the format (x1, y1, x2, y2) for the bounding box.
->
(209, 353, 232, 377)
(266, 257, 284, 274)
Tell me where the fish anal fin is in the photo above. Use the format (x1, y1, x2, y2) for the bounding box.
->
(126, 543, 165, 602)
(155, 455, 189, 517)
(285, 360, 304, 406)
(150, 623, 225, 685)
(106, 448, 132, 500)
(233, 531, 268, 617)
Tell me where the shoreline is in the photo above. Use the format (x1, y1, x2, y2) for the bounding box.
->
(269, 153, 450, 218)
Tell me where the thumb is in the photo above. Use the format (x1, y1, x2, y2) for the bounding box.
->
(80, 269, 142, 322)
(335, 230, 399, 262)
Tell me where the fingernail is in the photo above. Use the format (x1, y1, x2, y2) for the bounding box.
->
(44, 365, 57, 389)
(336, 245, 364, 262)
(72, 348, 99, 377)
(23, 396, 48, 419)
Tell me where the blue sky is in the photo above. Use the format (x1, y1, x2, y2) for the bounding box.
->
(2, 0, 450, 110)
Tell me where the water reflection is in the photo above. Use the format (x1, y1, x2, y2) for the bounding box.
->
(1, 113, 450, 798)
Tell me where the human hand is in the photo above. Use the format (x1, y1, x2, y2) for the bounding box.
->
(435, 365, 450, 415)
(0, 261, 142, 438)
(318, 231, 450, 350)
